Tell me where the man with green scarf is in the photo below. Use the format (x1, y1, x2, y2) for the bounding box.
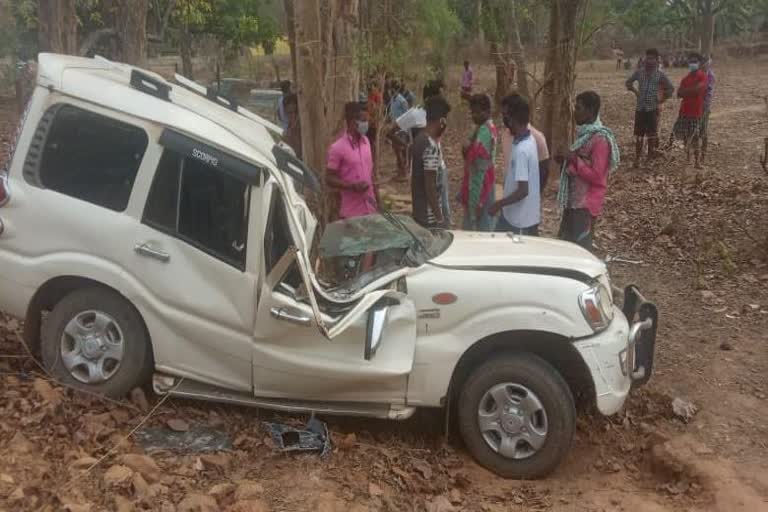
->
(556, 91, 620, 251)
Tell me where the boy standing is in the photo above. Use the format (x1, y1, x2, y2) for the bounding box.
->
(625, 48, 674, 166)
(411, 96, 452, 229)
(326, 102, 377, 220)
(556, 91, 620, 251)
(669, 53, 708, 169)
(489, 94, 540, 236)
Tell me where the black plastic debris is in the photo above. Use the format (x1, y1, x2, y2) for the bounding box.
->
(263, 416, 331, 457)
(135, 425, 232, 453)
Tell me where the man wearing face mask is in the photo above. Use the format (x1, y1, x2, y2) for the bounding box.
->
(669, 53, 708, 169)
(410, 96, 452, 229)
(326, 102, 378, 220)
(626, 48, 674, 167)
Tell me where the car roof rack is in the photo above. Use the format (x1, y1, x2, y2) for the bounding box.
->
(174, 73, 284, 136)
(130, 69, 171, 101)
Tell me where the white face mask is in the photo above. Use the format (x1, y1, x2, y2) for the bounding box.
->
(688, 63, 699, 72)
(356, 120, 369, 136)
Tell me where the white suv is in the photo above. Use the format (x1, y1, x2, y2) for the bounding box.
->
(0, 54, 658, 479)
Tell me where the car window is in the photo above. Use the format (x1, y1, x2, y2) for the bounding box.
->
(143, 149, 250, 270)
(35, 104, 148, 212)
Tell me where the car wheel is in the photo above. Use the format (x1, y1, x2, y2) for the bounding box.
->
(457, 353, 576, 479)
(41, 287, 153, 398)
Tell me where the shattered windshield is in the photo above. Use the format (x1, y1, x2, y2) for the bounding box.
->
(318, 214, 451, 263)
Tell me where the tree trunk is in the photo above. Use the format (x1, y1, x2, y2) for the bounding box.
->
(284, 0, 298, 82)
(701, 11, 715, 56)
(295, 0, 328, 174)
(491, 41, 511, 104)
(115, 0, 148, 65)
(510, 0, 529, 100)
(38, 0, 77, 54)
(179, 0, 193, 78)
(327, 0, 360, 134)
(541, 0, 583, 156)
(475, 0, 485, 45)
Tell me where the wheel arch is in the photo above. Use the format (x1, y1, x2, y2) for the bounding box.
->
(23, 275, 153, 362)
(447, 330, 595, 411)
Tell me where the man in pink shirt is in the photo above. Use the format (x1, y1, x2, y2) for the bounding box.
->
(326, 102, 378, 219)
(555, 91, 620, 251)
(502, 123, 550, 193)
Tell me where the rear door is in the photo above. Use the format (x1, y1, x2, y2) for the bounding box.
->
(251, 183, 417, 404)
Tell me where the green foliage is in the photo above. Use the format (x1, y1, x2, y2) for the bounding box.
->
(356, 0, 462, 78)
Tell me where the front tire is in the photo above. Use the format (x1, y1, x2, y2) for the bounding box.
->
(41, 287, 153, 398)
(457, 353, 576, 479)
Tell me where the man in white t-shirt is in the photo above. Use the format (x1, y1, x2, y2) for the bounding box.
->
(489, 94, 540, 235)
(501, 122, 551, 193)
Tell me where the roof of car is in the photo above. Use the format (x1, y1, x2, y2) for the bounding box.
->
(37, 53, 279, 172)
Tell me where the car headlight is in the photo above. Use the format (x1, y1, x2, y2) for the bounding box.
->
(579, 283, 614, 332)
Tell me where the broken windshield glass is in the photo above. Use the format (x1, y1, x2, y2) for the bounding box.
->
(318, 214, 450, 261)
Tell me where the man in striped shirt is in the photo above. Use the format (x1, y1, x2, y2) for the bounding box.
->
(626, 48, 674, 167)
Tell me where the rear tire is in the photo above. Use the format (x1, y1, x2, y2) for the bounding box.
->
(457, 353, 576, 479)
(41, 287, 153, 398)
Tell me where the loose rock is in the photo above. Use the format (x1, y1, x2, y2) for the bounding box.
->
(671, 397, 698, 422)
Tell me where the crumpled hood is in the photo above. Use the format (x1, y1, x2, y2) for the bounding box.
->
(431, 231, 607, 280)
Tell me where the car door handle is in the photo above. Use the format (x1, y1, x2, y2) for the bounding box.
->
(134, 243, 170, 263)
(270, 307, 311, 327)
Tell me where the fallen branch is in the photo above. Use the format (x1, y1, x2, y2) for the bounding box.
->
(761, 137, 768, 176)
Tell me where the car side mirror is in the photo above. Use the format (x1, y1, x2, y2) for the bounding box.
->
(365, 304, 389, 361)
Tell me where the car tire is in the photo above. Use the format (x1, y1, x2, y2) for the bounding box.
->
(457, 352, 576, 479)
(41, 287, 153, 398)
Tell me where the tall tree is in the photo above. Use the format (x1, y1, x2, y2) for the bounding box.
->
(116, 0, 149, 65)
(541, 0, 585, 155)
(37, 0, 77, 54)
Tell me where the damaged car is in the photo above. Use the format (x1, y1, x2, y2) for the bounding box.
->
(0, 54, 658, 478)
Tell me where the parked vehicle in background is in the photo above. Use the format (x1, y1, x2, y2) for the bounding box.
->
(0, 54, 658, 479)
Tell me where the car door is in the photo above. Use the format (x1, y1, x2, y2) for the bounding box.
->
(126, 130, 261, 393)
(251, 181, 417, 405)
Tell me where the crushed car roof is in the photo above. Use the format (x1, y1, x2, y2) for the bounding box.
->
(36, 53, 279, 173)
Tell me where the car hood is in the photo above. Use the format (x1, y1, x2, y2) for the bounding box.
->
(430, 231, 607, 280)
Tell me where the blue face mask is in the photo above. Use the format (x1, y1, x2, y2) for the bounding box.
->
(356, 121, 369, 136)
(688, 63, 699, 72)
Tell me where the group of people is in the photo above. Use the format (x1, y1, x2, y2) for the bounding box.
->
(295, 49, 715, 254)
(626, 48, 715, 169)
(321, 72, 621, 253)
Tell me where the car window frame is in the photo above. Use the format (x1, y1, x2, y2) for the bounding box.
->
(22, 102, 150, 213)
(142, 141, 260, 272)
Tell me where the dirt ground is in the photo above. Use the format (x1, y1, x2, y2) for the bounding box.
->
(1, 58, 767, 512)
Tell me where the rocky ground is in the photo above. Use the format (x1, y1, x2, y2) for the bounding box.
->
(0, 58, 767, 511)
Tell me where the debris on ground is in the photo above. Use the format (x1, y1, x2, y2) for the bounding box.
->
(671, 398, 698, 422)
(135, 425, 233, 453)
(263, 416, 331, 456)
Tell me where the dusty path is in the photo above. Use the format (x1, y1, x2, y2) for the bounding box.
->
(1, 59, 767, 511)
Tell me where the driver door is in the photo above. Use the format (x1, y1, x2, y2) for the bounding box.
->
(251, 184, 416, 404)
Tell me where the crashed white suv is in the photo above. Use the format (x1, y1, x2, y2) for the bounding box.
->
(0, 54, 658, 479)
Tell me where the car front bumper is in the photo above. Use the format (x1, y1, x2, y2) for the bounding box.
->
(573, 286, 658, 416)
